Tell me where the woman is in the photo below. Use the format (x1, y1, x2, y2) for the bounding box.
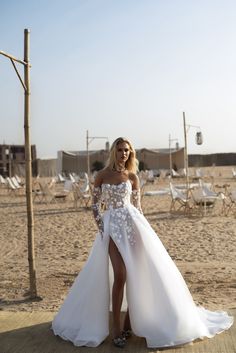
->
(52, 137, 233, 349)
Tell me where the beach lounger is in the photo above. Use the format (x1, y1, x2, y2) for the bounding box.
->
(169, 182, 192, 213)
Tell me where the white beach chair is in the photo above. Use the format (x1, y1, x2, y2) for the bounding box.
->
(207, 166, 216, 179)
(169, 182, 192, 213)
(56, 180, 73, 201)
(73, 182, 91, 209)
(195, 168, 205, 179)
(63, 180, 73, 193)
(72, 173, 91, 208)
(34, 179, 68, 204)
(145, 170, 155, 183)
(15, 174, 24, 186)
(171, 169, 180, 178)
(228, 190, 236, 215)
(159, 169, 167, 180)
(0, 175, 6, 186)
(6, 177, 22, 194)
(69, 173, 76, 183)
(198, 179, 219, 198)
(90, 171, 98, 184)
(222, 190, 236, 216)
(138, 177, 147, 202)
(232, 168, 236, 178)
(73, 173, 81, 182)
(58, 173, 66, 183)
(191, 180, 221, 216)
(35, 181, 55, 203)
(11, 176, 23, 189)
(34, 178, 56, 200)
(178, 168, 187, 177)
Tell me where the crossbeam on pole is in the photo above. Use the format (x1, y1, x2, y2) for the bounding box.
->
(0, 50, 29, 66)
(10, 58, 27, 92)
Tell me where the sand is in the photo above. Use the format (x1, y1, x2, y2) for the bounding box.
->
(0, 166, 236, 313)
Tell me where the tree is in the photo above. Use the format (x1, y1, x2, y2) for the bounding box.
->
(92, 160, 104, 172)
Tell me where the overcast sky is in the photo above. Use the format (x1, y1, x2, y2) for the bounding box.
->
(1, 0, 236, 158)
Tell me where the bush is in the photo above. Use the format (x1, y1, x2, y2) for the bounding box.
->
(138, 161, 147, 171)
(92, 160, 104, 172)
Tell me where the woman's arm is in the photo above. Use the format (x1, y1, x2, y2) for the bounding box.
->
(91, 171, 104, 235)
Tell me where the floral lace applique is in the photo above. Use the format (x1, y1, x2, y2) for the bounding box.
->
(132, 189, 143, 214)
(101, 181, 130, 209)
(92, 182, 142, 245)
(91, 186, 104, 234)
(110, 208, 136, 245)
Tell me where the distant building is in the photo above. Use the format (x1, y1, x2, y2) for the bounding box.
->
(0, 144, 37, 177)
(57, 149, 109, 175)
(57, 147, 185, 175)
(136, 148, 184, 171)
(36, 158, 57, 177)
(188, 153, 236, 167)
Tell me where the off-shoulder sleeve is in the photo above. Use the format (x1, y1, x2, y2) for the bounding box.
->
(91, 186, 104, 234)
(132, 189, 143, 214)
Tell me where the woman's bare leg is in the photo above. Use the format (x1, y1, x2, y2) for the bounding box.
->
(123, 309, 131, 331)
(109, 238, 126, 338)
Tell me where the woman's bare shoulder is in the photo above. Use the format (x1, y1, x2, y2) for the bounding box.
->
(94, 168, 111, 187)
(128, 172, 139, 189)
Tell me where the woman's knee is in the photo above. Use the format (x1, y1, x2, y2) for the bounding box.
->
(109, 238, 126, 287)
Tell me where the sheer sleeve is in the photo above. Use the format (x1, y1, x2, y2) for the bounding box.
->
(132, 189, 143, 214)
(91, 186, 104, 235)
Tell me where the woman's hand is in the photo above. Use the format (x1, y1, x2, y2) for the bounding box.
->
(98, 219, 104, 238)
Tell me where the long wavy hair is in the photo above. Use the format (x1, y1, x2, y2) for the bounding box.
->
(105, 137, 138, 173)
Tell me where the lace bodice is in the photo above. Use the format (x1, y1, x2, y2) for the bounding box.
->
(92, 179, 142, 243)
(101, 181, 131, 209)
(101, 180, 141, 245)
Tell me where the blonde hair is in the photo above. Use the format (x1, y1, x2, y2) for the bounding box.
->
(106, 137, 138, 173)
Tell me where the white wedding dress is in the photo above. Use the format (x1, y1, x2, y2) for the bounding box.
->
(52, 180, 233, 348)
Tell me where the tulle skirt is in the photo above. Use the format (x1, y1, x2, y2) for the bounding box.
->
(52, 205, 233, 347)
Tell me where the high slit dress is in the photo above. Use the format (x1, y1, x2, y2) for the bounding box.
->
(52, 180, 233, 348)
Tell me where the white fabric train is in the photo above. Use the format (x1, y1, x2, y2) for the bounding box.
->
(52, 180, 233, 348)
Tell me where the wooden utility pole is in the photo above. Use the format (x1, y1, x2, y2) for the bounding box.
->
(86, 130, 90, 177)
(86, 130, 109, 177)
(169, 134, 178, 178)
(24, 29, 37, 297)
(0, 29, 38, 298)
(183, 112, 189, 190)
(183, 112, 202, 193)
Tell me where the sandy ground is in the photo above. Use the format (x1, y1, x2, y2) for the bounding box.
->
(0, 166, 236, 313)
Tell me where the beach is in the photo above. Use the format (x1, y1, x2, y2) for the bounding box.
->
(0, 166, 236, 313)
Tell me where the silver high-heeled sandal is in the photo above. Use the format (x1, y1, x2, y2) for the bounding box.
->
(113, 336, 126, 348)
(122, 329, 132, 339)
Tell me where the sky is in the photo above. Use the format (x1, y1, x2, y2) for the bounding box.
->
(0, 0, 236, 159)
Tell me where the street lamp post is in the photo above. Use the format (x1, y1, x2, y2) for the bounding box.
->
(169, 134, 178, 177)
(5, 147, 10, 177)
(86, 130, 109, 177)
(183, 111, 203, 191)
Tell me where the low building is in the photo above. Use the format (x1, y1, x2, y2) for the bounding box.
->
(188, 153, 236, 167)
(136, 148, 184, 171)
(57, 147, 185, 175)
(0, 144, 37, 177)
